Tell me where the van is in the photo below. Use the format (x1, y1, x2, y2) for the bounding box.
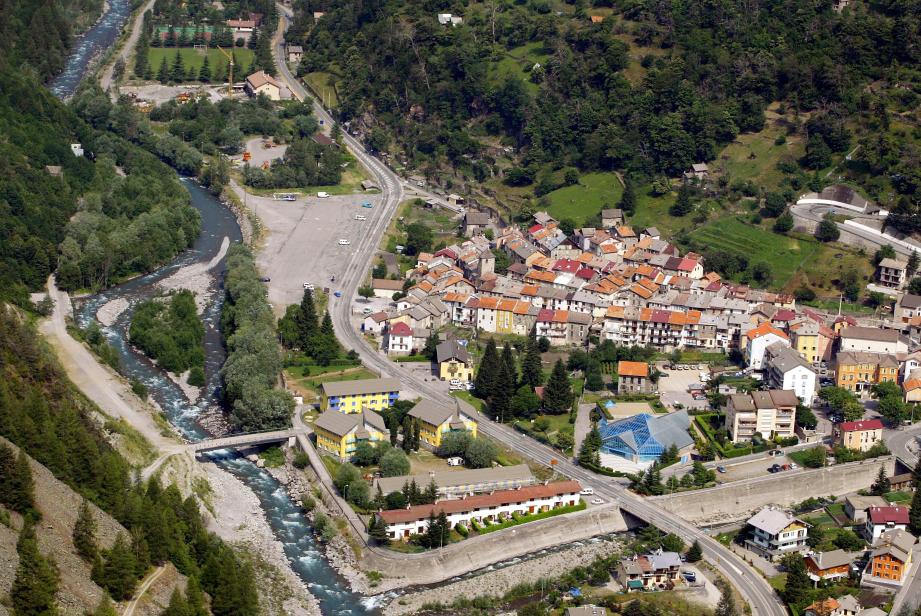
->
(317, 191, 330, 198)
(579, 487, 594, 496)
(446, 456, 463, 466)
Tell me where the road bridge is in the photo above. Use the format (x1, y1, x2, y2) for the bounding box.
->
(189, 429, 302, 454)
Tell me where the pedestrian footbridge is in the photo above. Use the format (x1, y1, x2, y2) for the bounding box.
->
(189, 428, 303, 454)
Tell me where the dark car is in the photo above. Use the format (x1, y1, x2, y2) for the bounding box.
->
(768, 463, 781, 473)
(259, 276, 271, 282)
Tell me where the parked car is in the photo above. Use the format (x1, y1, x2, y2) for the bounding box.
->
(768, 463, 782, 473)
(682, 571, 697, 583)
(317, 191, 330, 198)
(590, 498, 604, 505)
(338, 239, 351, 245)
(303, 282, 315, 290)
(362, 202, 373, 208)
(580, 487, 594, 495)
(716, 465, 727, 473)
(259, 276, 271, 282)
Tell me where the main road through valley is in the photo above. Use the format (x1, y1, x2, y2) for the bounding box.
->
(270, 9, 785, 615)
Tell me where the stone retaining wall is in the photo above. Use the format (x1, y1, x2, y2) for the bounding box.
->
(648, 456, 896, 525)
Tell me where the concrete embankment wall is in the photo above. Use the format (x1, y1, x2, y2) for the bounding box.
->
(648, 456, 896, 525)
(361, 504, 632, 586)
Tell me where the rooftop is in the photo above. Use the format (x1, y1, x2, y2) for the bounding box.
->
(321, 377, 401, 397)
(377, 480, 582, 524)
(373, 464, 535, 496)
(618, 361, 649, 378)
(840, 326, 900, 343)
(839, 419, 884, 433)
(867, 506, 910, 525)
(747, 507, 802, 535)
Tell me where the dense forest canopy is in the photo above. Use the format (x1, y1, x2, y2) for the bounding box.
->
(0, 66, 200, 302)
(0, 0, 104, 82)
(293, 0, 920, 212)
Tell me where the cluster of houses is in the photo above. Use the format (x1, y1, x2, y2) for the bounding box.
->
(743, 503, 917, 591)
(359, 208, 921, 414)
(312, 378, 478, 460)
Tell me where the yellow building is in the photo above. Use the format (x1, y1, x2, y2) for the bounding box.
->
(436, 339, 473, 382)
(790, 321, 820, 365)
(314, 409, 388, 460)
(835, 352, 898, 393)
(321, 377, 401, 413)
(408, 399, 478, 448)
(836, 419, 884, 452)
(496, 299, 517, 334)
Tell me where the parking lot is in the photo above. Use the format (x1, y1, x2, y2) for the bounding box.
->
(713, 452, 801, 483)
(657, 362, 711, 411)
(254, 190, 382, 316)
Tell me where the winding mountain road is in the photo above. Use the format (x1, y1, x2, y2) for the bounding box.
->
(270, 10, 785, 615)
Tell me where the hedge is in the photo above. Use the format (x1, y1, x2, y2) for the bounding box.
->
(476, 501, 587, 535)
(695, 414, 771, 458)
(394, 355, 431, 363)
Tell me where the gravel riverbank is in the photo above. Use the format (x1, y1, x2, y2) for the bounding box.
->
(202, 462, 322, 616)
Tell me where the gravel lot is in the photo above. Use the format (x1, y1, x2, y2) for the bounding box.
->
(254, 191, 383, 317)
(715, 453, 800, 483)
(657, 362, 710, 411)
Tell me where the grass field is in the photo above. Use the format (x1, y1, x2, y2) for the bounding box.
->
(718, 112, 803, 191)
(690, 217, 821, 289)
(490, 42, 549, 95)
(147, 47, 254, 80)
(544, 172, 623, 224)
(303, 71, 339, 108)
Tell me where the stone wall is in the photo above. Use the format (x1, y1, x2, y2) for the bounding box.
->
(361, 504, 632, 586)
(648, 456, 896, 525)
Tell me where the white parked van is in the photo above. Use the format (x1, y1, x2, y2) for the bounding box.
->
(317, 191, 330, 198)
(580, 487, 594, 496)
(446, 456, 464, 466)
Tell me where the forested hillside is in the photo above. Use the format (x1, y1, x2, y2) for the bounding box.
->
(0, 65, 200, 302)
(0, 305, 259, 614)
(0, 0, 104, 81)
(294, 0, 921, 220)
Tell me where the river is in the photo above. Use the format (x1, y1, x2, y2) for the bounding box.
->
(49, 0, 133, 98)
(73, 180, 379, 615)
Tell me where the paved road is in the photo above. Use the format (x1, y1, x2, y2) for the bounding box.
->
(890, 542, 921, 616)
(270, 11, 783, 615)
(790, 200, 918, 258)
(884, 423, 921, 469)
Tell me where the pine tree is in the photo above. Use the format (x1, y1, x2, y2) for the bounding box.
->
(297, 289, 318, 351)
(162, 588, 190, 616)
(95, 533, 138, 600)
(670, 183, 695, 217)
(401, 415, 413, 452)
(424, 479, 438, 504)
(520, 329, 543, 388)
(491, 357, 515, 422)
(578, 426, 601, 468)
(870, 466, 891, 496)
(389, 421, 398, 447)
(619, 180, 636, 216)
(373, 485, 385, 510)
(73, 499, 98, 562)
(543, 359, 573, 414)
(908, 251, 920, 279)
(912, 456, 921, 489)
(412, 419, 421, 450)
(475, 339, 500, 399)
(185, 577, 208, 616)
(782, 554, 811, 606)
(686, 540, 703, 563)
(0, 448, 36, 517)
(171, 49, 185, 82)
(11, 521, 59, 616)
(369, 516, 389, 545)
(501, 344, 517, 383)
(157, 57, 169, 83)
(423, 331, 439, 361)
(909, 486, 921, 536)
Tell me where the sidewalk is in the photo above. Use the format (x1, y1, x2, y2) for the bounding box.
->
(729, 543, 780, 578)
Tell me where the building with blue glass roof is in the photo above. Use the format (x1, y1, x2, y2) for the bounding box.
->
(597, 410, 694, 463)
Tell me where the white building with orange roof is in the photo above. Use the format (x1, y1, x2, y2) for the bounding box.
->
(745, 322, 790, 370)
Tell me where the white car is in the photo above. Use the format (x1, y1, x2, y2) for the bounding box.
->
(303, 282, 314, 291)
(355, 214, 367, 221)
(338, 239, 350, 245)
(317, 191, 330, 198)
(580, 487, 594, 496)
(591, 498, 604, 505)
